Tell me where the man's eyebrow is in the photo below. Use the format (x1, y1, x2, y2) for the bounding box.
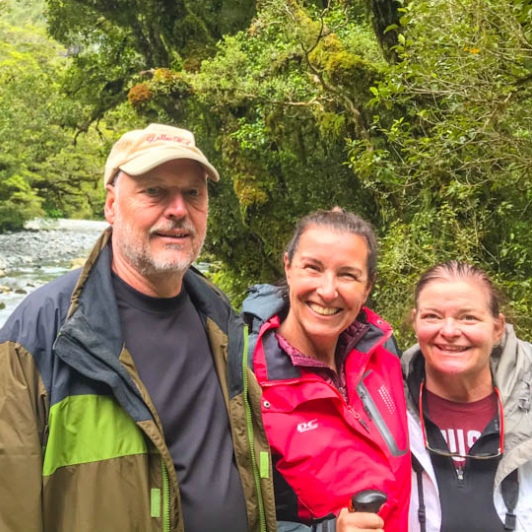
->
(133, 175, 162, 184)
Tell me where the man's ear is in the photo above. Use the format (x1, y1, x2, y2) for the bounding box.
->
(104, 184, 116, 225)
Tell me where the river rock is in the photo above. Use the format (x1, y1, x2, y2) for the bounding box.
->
(0, 218, 108, 328)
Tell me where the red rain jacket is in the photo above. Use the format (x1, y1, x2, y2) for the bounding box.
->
(253, 308, 411, 531)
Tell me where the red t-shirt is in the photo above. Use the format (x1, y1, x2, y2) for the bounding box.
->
(426, 389, 497, 469)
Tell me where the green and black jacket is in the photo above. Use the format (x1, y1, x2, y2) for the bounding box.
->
(0, 228, 276, 532)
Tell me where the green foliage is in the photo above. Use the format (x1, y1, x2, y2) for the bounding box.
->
(349, 0, 532, 342)
(172, 1, 385, 303)
(0, 17, 108, 231)
(5, 0, 532, 345)
(43, 0, 258, 124)
(0, 170, 43, 231)
(1, 0, 46, 26)
(192, 0, 532, 339)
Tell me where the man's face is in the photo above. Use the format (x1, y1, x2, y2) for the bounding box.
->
(105, 159, 208, 288)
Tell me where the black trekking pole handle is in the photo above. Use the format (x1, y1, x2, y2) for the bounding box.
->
(348, 489, 387, 513)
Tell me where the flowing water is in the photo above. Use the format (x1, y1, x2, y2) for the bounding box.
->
(0, 219, 109, 328)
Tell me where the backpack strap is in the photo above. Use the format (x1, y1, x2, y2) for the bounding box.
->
(501, 469, 519, 530)
(412, 455, 427, 532)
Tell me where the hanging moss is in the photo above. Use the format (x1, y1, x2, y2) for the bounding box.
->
(127, 83, 153, 109)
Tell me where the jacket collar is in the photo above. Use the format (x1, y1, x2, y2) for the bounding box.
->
(52, 229, 153, 421)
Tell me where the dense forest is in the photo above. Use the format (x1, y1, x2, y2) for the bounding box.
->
(2, 0, 532, 342)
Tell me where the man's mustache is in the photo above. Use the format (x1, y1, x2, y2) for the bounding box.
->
(149, 220, 196, 238)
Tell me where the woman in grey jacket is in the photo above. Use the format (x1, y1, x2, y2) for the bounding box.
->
(403, 261, 532, 532)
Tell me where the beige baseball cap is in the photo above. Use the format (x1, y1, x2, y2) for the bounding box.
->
(104, 123, 220, 185)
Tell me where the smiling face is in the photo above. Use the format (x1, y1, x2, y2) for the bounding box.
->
(281, 224, 372, 361)
(104, 158, 208, 295)
(413, 277, 505, 386)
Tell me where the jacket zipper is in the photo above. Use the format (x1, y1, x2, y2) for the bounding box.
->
(243, 329, 267, 532)
(162, 461, 170, 532)
(347, 405, 370, 432)
(358, 380, 406, 457)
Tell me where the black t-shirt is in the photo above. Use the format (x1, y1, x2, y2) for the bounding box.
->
(112, 273, 248, 532)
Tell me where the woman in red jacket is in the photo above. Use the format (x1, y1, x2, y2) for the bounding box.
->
(243, 208, 411, 532)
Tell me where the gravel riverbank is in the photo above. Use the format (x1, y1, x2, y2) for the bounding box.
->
(0, 219, 109, 327)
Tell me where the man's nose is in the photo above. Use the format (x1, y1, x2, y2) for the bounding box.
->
(165, 192, 187, 218)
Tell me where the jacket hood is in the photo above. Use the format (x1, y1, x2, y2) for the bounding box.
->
(490, 324, 532, 407)
(242, 284, 287, 326)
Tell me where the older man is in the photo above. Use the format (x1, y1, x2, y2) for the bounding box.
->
(0, 124, 276, 532)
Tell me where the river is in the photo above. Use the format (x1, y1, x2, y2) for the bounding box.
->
(0, 219, 109, 328)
